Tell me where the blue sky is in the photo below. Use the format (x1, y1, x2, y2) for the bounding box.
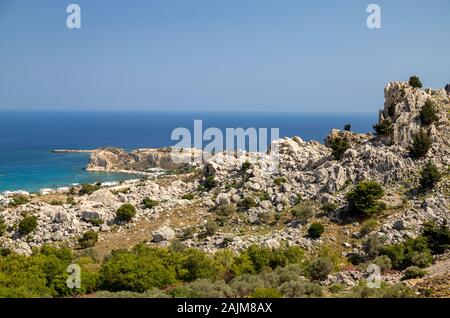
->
(0, 0, 449, 112)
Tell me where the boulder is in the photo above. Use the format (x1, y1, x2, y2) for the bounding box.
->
(153, 226, 175, 243)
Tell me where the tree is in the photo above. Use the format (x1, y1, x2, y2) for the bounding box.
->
(116, 203, 136, 222)
(346, 181, 385, 218)
(344, 124, 351, 131)
(420, 99, 438, 125)
(18, 216, 38, 235)
(328, 137, 350, 160)
(409, 76, 422, 89)
(373, 119, 394, 137)
(419, 160, 441, 189)
(309, 257, 333, 281)
(78, 230, 98, 249)
(410, 129, 432, 158)
(308, 223, 325, 239)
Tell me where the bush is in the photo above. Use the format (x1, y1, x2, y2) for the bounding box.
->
(216, 204, 236, 217)
(78, 230, 98, 249)
(278, 279, 322, 298)
(346, 181, 385, 218)
(373, 120, 394, 137)
(98, 245, 177, 292)
(181, 193, 195, 200)
(273, 177, 287, 186)
(308, 223, 325, 239)
(241, 161, 252, 174)
(381, 236, 431, 270)
(409, 76, 423, 89)
(422, 221, 450, 254)
(79, 184, 100, 196)
(203, 176, 217, 191)
(177, 279, 234, 298)
(116, 203, 136, 222)
(419, 160, 441, 190)
(410, 129, 432, 158)
(309, 257, 334, 281)
(0, 217, 7, 236)
(371, 255, 392, 273)
(291, 204, 314, 223)
(180, 226, 196, 241)
(321, 202, 338, 213)
(9, 195, 29, 207)
(363, 235, 384, 258)
(18, 216, 38, 235)
(250, 287, 282, 298)
(238, 197, 257, 211)
(420, 99, 438, 125)
(142, 197, 159, 209)
(178, 249, 218, 282)
(360, 219, 378, 236)
(204, 220, 218, 236)
(344, 124, 351, 131)
(329, 137, 350, 160)
(89, 217, 103, 227)
(402, 266, 427, 280)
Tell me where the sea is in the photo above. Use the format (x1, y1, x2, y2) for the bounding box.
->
(0, 111, 376, 193)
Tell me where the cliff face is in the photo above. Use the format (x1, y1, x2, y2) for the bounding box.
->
(86, 147, 203, 172)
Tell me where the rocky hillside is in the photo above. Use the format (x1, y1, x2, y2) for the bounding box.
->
(1, 80, 449, 296)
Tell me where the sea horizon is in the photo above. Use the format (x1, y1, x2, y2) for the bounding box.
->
(0, 110, 377, 193)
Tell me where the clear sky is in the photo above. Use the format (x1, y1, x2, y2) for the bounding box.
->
(0, 0, 449, 112)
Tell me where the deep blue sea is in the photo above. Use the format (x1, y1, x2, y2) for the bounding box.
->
(0, 111, 376, 192)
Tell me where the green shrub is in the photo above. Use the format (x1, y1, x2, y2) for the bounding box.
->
(250, 287, 282, 298)
(230, 274, 266, 297)
(419, 161, 441, 189)
(0, 217, 7, 236)
(381, 236, 431, 270)
(216, 204, 236, 217)
(116, 203, 136, 222)
(273, 177, 287, 186)
(387, 103, 396, 117)
(409, 76, 422, 88)
(308, 223, 325, 239)
(402, 266, 427, 280)
(177, 279, 234, 298)
(363, 235, 384, 258)
(99, 245, 177, 292)
(360, 219, 378, 236)
(9, 195, 29, 207)
(344, 124, 351, 131)
(411, 252, 433, 268)
(329, 137, 350, 160)
(422, 221, 450, 254)
(203, 176, 217, 191)
(291, 204, 314, 223)
(178, 249, 218, 282)
(373, 119, 394, 137)
(346, 181, 385, 218)
(278, 279, 322, 298)
(321, 202, 338, 213)
(241, 161, 252, 174)
(180, 226, 196, 241)
(420, 99, 438, 125)
(78, 230, 98, 249)
(89, 217, 104, 227)
(79, 184, 100, 196)
(309, 257, 334, 281)
(371, 255, 392, 273)
(181, 193, 195, 200)
(18, 216, 38, 235)
(410, 129, 432, 158)
(238, 197, 257, 211)
(142, 197, 159, 209)
(204, 220, 218, 236)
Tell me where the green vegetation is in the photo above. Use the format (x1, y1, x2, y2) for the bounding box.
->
(328, 137, 349, 160)
(308, 223, 325, 239)
(203, 176, 218, 191)
(360, 219, 378, 236)
(346, 181, 385, 218)
(204, 220, 218, 236)
(89, 217, 103, 227)
(273, 177, 287, 186)
(410, 129, 432, 158)
(79, 184, 101, 196)
(181, 193, 195, 200)
(116, 203, 137, 222)
(216, 204, 236, 217)
(291, 203, 314, 224)
(238, 197, 257, 211)
(344, 124, 351, 131)
(241, 161, 251, 174)
(250, 287, 282, 298)
(419, 160, 441, 190)
(373, 119, 394, 137)
(421, 221, 450, 254)
(18, 216, 38, 235)
(321, 202, 338, 213)
(0, 217, 7, 236)
(9, 195, 29, 207)
(142, 197, 159, 209)
(309, 257, 333, 281)
(402, 266, 427, 280)
(78, 230, 98, 249)
(409, 76, 422, 89)
(420, 99, 438, 125)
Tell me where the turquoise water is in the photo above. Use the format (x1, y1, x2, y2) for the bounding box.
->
(0, 111, 376, 192)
